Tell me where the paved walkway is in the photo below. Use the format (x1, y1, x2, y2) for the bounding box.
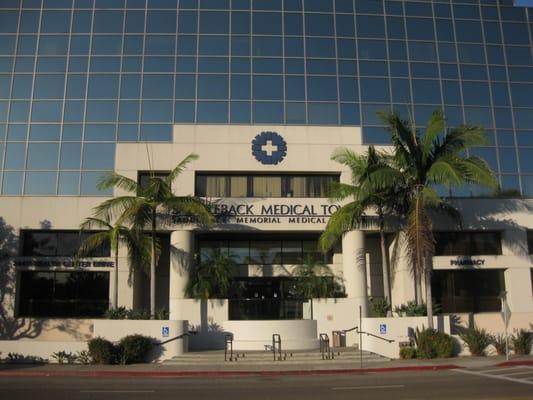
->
(0, 355, 532, 377)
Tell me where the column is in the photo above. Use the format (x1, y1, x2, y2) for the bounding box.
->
(169, 229, 194, 320)
(342, 230, 368, 316)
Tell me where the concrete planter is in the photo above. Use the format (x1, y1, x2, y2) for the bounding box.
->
(361, 316, 451, 359)
(92, 319, 188, 361)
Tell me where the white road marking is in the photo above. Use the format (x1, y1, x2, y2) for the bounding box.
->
(79, 390, 155, 393)
(453, 368, 533, 386)
(498, 370, 533, 377)
(331, 385, 405, 390)
(478, 366, 526, 374)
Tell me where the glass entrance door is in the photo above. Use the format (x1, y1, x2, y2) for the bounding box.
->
(228, 277, 305, 320)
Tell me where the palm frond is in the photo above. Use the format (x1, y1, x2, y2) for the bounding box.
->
(165, 153, 199, 186)
(421, 109, 446, 163)
(460, 156, 498, 189)
(93, 196, 141, 221)
(97, 172, 139, 194)
(162, 196, 215, 226)
(426, 157, 465, 187)
(79, 216, 112, 231)
(77, 231, 111, 259)
(319, 201, 365, 252)
(326, 182, 358, 202)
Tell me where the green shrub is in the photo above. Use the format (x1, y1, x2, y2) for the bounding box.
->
(126, 309, 151, 320)
(76, 350, 92, 365)
(105, 307, 129, 319)
(370, 298, 390, 317)
(490, 333, 508, 356)
(88, 337, 116, 364)
(511, 329, 532, 355)
(104, 307, 169, 320)
(155, 308, 169, 320)
(399, 346, 417, 359)
(414, 327, 455, 359)
(51, 351, 76, 364)
(395, 301, 426, 317)
(117, 335, 153, 364)
(458, 326, 492, 356)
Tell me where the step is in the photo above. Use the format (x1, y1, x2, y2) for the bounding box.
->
(163, 348, 389, 365)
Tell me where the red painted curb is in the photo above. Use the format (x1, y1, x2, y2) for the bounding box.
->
(0, 365, 461, 378)
(496, 360, 533, 367)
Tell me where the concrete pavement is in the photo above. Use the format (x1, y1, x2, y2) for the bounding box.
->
(0, 354, 531, 377)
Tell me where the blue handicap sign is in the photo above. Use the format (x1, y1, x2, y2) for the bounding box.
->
(162, 326, 170, 337)
(379, 324, 387, 335)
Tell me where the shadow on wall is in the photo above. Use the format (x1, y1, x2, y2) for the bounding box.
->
(189, 299, 231, 351)
(0, 217, 44, 340)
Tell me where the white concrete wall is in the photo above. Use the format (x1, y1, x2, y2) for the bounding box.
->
(221, 320, 318, 351)
(93, 319, 188, 361)
(361, 316, 451, 359)
(0, 340, 88, 362)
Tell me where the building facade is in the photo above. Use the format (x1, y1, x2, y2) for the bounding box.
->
(1, 0, 533, 349)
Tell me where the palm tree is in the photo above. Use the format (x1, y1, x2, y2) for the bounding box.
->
(293, 255, 343, 299)
(185, 248, 235, 299)
(93, 153, 215, 318)
(375, 109, 498, 328)
(78, 216, 150, 309)
(319, 146, 406, 305)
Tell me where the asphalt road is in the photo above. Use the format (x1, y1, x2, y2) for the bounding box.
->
(0, 370, 532, 400)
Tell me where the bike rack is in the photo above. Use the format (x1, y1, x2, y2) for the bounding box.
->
(272, 334, 283, 361)
(319, 333, 333, 360)
(224, 334, 234, 361)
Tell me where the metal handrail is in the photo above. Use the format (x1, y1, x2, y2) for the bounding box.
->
(356, 327, 395, 343)
(157, 331, 196, 346)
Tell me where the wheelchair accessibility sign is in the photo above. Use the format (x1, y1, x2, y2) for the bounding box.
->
(379, 324, 387, 335)
(162, 326, 170, 337)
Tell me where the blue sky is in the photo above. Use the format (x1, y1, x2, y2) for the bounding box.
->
(515, 0, 533, 6)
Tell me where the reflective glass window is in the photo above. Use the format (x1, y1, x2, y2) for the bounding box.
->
(406, 18, 434, 41)
(93, 10, 124, 34)
(85, 100, 117, 122)
(27, 143, 59, 170)
(253, 101, 283, 123)
(305, 14, 334, 36)
(31, 101, 62, 122)
(253, 75, 283, 100)
(142, 75, 174, 99)
(29, 124, 61, 141)
(146, 10, 177, 34)
(232, 11, 250, 34)
(41, 11, 71, 33)
(356, 15, 385, 38)
(88, 75, 119, 99)
(34, 75, 65, 99)
(141, 100, 173, 122)
(197, 101, 228, 123)
(198, 75, 228, 99)
(360, 78, 389, 102)
(200, 11, 229, 34)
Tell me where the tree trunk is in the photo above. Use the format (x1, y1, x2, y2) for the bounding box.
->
(425, 260, 434, 329)
(113, 246, 119, 309)
(379, 226, 391, 307)
(150, 211, 156, 319)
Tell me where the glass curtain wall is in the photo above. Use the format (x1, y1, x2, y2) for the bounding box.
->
(1, 1, 533, 196)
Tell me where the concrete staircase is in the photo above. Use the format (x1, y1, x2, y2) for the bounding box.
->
(164, 347, 389, 367)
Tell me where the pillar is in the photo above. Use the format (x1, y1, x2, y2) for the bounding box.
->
(169, 229, 193, 320)
(342, 230, 368, 316)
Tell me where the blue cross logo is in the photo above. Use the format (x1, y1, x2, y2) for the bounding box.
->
(251, 132, 287, 165)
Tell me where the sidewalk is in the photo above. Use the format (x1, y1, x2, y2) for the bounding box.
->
(0, 355, 532, 378)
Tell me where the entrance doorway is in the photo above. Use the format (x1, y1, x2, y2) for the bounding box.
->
(228, 277, 305, 320)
